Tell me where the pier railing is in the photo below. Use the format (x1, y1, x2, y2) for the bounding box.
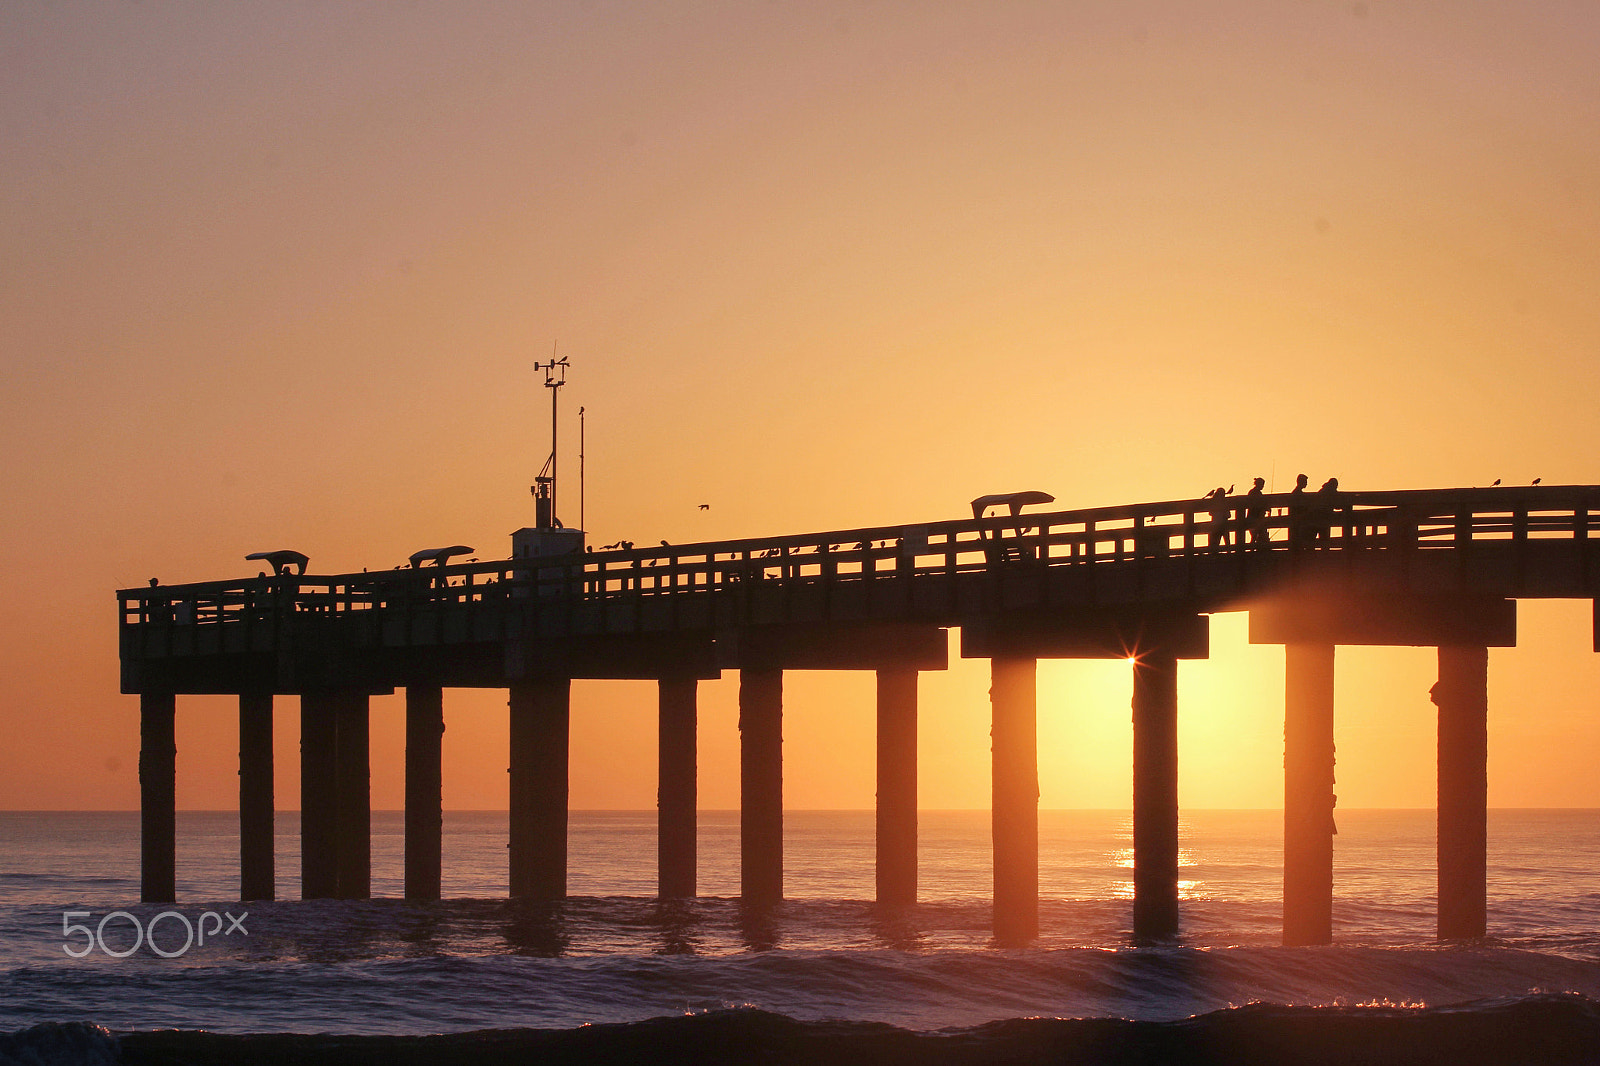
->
(119, 485, 1600, 644)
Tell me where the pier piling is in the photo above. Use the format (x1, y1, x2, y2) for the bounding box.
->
(405, 685, 444, 901)
(509, 677, 570, 899)
(657, 677, 698, 899)
(876, 667, 919, 906)
(139, 690, 176, 904)
(739, 668, 784, 904)
(300, 695, 339, 900)
(1132, 651, 1180, 941)
(990, 656, 1038, 942)
(1283, 643, 1335, 945)
(238, 692, 274, 902)
(333, 693, 371, 899)
(1435, 645, 1488, 939)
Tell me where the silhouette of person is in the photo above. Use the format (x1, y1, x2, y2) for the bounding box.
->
(146, 578, 172, 623)
(1312, 477, 1340, 544)
(1288, 474, 1310, 546)
(1204, 486, 1232, 550)
(1244, 477, 1269, 549)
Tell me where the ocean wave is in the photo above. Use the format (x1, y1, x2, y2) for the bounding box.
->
(88, 995, 1600, 1065)
(0, 1022, 117, 1066)
(5, 944, 1600, 1036)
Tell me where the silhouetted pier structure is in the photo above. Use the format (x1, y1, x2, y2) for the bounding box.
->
(119, 485, 1600, 944)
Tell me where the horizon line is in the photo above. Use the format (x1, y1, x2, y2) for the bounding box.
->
(5, 806, 1598, 815)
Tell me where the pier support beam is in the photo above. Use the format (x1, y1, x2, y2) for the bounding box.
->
(658, 678, 698, 899)
(405, 685, 444, 901)
(876, 667, 918, 906)
(1132, 651, 1180, 942)
(300, 694, 339, 900)
(740, 668, 784, 904)
(1435, 645, 1488, 939)
(509, 678, 570, 900)
(991, 656, 1038, 942)
(333, 693, 370, 900)
(239, 692, 275, 902)
(1283, 643, 1335, 946)
(140, 690, 177, 904)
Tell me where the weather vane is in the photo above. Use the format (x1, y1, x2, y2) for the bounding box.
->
(532, 348, 570, 528)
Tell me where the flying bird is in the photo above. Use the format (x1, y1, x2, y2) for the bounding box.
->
(698, 504, 710, 510)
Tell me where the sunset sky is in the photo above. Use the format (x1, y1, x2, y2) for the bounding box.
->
(3, 1, 1599, 816)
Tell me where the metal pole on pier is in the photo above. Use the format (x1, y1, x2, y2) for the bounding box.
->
(533, 351, 569, 527)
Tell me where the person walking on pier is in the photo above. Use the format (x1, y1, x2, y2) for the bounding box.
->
(1204, 486, 1233, 550)
(1244, 477, 1269, 549)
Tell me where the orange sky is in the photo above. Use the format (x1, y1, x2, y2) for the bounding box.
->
(3, 1, 1599, 811)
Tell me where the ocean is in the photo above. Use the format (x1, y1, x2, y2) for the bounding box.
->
(3, 809, 1600, 1063)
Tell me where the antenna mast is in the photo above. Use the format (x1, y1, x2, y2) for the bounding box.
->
(532, 351, 569, 529)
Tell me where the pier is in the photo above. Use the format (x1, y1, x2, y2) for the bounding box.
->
(119, 484, 1600, 943)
